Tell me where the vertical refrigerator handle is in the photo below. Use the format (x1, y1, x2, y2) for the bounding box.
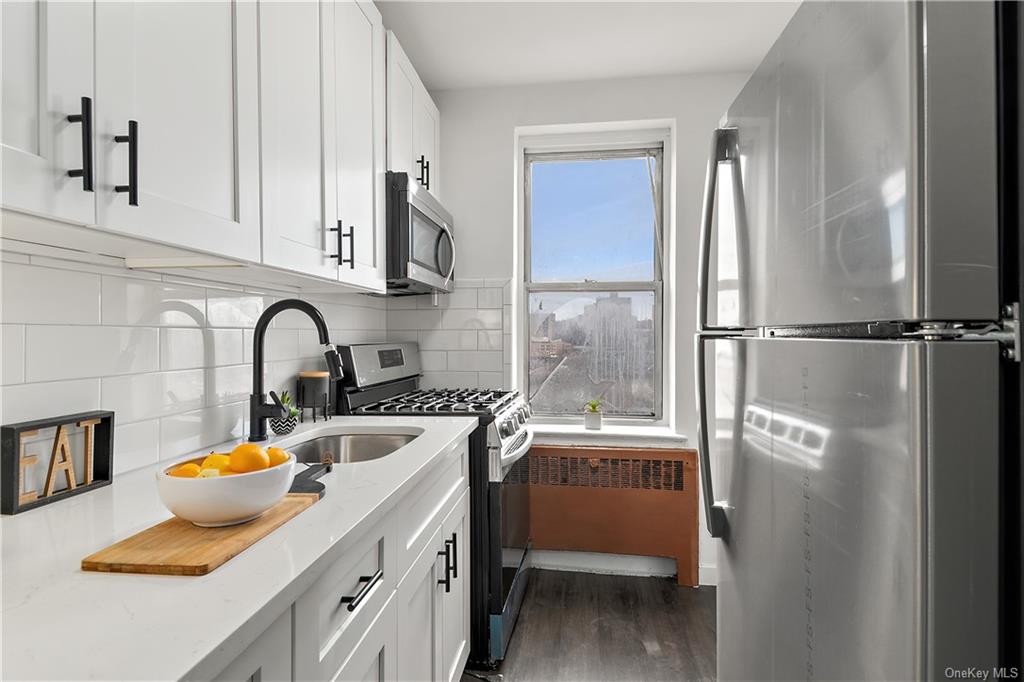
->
(695, 333, 729, 538)
(697, 127, 740, 332)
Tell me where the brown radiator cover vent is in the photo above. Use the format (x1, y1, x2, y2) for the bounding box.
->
(515, 454, 686, 491)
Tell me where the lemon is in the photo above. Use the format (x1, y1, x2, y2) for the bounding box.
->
(198, 468, 221, 478)
(201, 453, 232, 472)
(229, 443, 270, 473)
(169, 462, 201, 478)
(267, 447, 290, 467)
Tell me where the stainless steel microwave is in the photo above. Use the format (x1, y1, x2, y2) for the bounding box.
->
(386, 171, 455, 295)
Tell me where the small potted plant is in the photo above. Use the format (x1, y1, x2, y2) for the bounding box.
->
(584, 398, 602, 430)
(269, 390, 300, 436)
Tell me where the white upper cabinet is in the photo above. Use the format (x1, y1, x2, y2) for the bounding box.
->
(94, 1, 261, 262)
(257, 1, 336, 280)
(386, 32, 441, 199)
(2, 1, 96, 225)
(325, 0, 387, 292)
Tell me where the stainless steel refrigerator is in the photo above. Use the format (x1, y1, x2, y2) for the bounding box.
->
(695, 2, 1021, 679)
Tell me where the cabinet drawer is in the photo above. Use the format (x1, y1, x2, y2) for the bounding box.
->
(294, 514, 395, 681)
(394, 438, 468, 583)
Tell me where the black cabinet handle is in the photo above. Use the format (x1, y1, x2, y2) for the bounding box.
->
(330, 221, 355, 269)
(114, 120, 138, 206)
(416, 154, 427, 187)
(437, 542, 452, 593)
(424, 159, 430, 191)
(66, 96, 93, 192)
(452, 532, 458, 578)
(340, 569, 382, 612)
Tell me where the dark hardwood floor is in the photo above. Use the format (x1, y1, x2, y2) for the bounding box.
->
(464, 569, 717, 682)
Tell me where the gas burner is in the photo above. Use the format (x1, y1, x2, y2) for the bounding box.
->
(356, 386, 518, 416)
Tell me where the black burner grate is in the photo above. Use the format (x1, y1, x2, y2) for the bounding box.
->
(355, 387, 517, 416)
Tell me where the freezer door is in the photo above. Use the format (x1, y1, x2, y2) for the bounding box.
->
(704, 1, 998, 327)
(767, 337, 999, 680)
(703, 337, 1000, 680)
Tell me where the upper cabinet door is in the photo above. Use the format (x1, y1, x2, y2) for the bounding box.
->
(386, 31, 440, 198)
(2, 1, 96, 225)
(94, 1, 260, 262)
(258, 1, 336, 280)
(326, 0, 386, 292)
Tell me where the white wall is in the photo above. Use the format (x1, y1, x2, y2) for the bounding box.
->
(0, 246, 386, 483)
(432, 71, 749, 584)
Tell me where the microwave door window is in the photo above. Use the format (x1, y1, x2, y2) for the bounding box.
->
(410, 208, 443, 274)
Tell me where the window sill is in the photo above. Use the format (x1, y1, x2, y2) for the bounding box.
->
(530, 423, 689, 449)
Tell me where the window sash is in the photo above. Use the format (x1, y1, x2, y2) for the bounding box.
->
(523, 146, 665, 420)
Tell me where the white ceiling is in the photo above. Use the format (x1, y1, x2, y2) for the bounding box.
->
(376, 1, 800, 92)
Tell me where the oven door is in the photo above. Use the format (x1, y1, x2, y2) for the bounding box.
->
(488, 428, 534, 661)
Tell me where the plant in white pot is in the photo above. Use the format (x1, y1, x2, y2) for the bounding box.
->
(584, 399, 603, 430)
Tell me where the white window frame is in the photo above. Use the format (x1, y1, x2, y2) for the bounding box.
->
(513, 124, 673, 427)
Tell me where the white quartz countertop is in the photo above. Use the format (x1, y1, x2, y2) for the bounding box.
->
(0, 415, 478, 681)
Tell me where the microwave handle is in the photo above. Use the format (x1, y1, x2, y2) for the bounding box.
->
(440, 223, 456, 286)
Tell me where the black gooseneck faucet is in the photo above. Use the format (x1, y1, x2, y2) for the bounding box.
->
(249, 299, 344, 442)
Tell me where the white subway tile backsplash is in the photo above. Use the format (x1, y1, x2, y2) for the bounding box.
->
(387, 309, 443, 330)
(477, 288, 502, 309)
(206, 291, 270, 328)
(26, 326, 159, 382)
(418, 330, 477, 351)
(477, 330, 502, 350)
(101, 369, 205, 423)
(2, 324, 25, 384)
(446, 351, 502, 372)
(1, 378, 100, 423)
(420, 371, 479, 390)
(159, 402, 246, 461)
(442, 308, 501, 330)
(205, 365, 250, 406)
(503, 334, 513, 364)
(478, 371, 504, 389)
(420, 351, 448, 371)
(101, 277, 206, 327)
(160, 328, 243, 370)
(114, 419, 161, 475)
(418, 288, 477, 309)
(2, 262, 101, 324)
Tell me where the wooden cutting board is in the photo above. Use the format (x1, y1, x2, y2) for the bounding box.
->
(81, 493, 319, 576)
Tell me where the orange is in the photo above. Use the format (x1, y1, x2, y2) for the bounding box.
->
(267, 447, 289, 467)
(229, 443, 270, 473)
(201, 453, 232, 472)
(169, 462, 201, 478)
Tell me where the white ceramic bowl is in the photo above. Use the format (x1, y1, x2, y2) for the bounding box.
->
(156, 453, 296, 527)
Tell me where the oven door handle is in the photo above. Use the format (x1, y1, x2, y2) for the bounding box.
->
(500, 428, 534, 470)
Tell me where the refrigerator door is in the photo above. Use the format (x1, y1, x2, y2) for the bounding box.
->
(702, 336, 1000, 680)
(701, 1, 999, 328)
(699, 336, 774, 680)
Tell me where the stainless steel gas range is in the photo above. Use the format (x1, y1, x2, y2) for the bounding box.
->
(334, 342, 534, 667)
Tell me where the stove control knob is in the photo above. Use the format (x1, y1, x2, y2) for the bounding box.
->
(500, 420, 513, 437)
(524, 404, 532, 419)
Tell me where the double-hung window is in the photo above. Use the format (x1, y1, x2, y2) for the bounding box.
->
(523, 146, 664, 420)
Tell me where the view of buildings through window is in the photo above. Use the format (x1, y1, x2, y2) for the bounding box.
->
(525, 149, 663, 417)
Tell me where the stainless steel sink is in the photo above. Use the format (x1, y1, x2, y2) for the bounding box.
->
(290, 433, 418, 464)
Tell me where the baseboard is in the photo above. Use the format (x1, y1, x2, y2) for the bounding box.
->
(699, 563, 719, 586)
(528, 550, 677, 578)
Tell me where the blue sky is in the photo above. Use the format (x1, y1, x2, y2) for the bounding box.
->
(530, 156, 656, 282)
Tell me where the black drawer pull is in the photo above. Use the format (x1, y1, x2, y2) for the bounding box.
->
(438, 542, 452, 593)
(329, 221, 355, 269)
(114, 120, 139, 206)
(66, 96, 93, 192)
(449, 532, 458, 579)
(340, 569, 382, 612)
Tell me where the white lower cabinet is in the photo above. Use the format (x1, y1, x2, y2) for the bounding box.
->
(214, 607, 293, 682)
(439, 493, 471, 682)
(213, 438, 471, 682)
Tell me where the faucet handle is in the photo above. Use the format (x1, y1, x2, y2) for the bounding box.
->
(268, 390, 288, 418)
